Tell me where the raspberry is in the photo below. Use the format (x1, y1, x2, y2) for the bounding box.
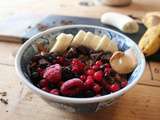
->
(71, 59, 85, 73)
(121, 80, 128, 88)
(43, 64, 62, 84)
(50, 89, 59, 95)
(93, 84, 101, 94)
(94, 70, 104, 82)
(86, 69, 95, 76)
(109, 83, 120, 92)
(60, 78, 84, 96)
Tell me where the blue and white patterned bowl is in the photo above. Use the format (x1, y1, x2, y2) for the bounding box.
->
(15, 25, 145, 112)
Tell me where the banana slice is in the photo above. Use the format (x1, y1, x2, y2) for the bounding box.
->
(50, 33, 73, 53)
(107, 40, 118, 53)
(96, 35, 118, 52)
(96, 35, 111, 51)
(81, 32, 101, 50)
(71, 30, 86, 47)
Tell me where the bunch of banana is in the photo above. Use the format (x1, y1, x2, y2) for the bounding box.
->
(138, 12, 160, 56)
(50, 30, 118, 53)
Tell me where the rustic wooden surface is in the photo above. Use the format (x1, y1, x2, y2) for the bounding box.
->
(0, 0, 160, 120)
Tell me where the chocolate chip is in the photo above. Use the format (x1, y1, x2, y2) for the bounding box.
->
(0, 98, 8, 105)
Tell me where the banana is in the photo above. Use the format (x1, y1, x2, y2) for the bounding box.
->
(96, 35, 111, 51)
(139, 25, 160, 56)
(101, 12, 139, 33)
(71, 30, 86, 47)
(107, 40, 118, 53)
(50, 33, 73, 53)
(96, 35, 118, 53)
(81, 32, 101, 50)
(143, 12, 160, 28)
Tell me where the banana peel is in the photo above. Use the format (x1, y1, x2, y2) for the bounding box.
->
(138, 24, 160, 56)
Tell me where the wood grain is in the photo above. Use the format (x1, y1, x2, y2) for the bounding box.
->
(0, 41, 21, 65)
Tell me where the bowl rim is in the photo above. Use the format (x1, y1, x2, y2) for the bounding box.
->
(15, 24, 146, 104)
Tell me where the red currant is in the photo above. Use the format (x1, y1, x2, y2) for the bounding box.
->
(85, 76, 94, 88)
(109, 83, 120, 92)
(95, 60, 103, 67)
(92, 64, 99, 71)
(86, 69, 95, 76)
(80, 75, 86, 82)
(93, 84, 101, 94)
(56, 56, 64, 65)
(121, 80, 128, 88)
(104, 67, 111, 76)
(71, 65, 80, 73)
(94, 70, 104, 82)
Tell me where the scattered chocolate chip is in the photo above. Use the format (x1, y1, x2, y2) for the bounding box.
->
(37, 23, 49, 31)
(65, 47, 78, 58)
(90, 51, 103, 61)
(0, 98, 8, 105)
(0, 92, 7, 97)
(101, 52, 112, 63)
(79, 0, 95, 6)
(76, 46, 90, 55)
(62, 67, 74, 81)
(60, 20, 73, 25)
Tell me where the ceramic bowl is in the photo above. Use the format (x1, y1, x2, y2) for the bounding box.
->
(15, 25, 145, 112)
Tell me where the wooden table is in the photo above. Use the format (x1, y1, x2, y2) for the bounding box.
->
(0, 0, 160, 120)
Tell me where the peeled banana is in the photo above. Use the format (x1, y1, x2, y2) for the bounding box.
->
(138, 25, 160, 56)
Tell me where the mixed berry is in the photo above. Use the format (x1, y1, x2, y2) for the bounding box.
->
(29, 46, 129, 98)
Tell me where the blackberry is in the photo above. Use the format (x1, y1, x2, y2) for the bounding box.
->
(76, 45, 90, 55)
(85, 90, 95, 97)
(65, 47, 78, 58)
(62, 66, 74, 81)
(101, 52, 112, 63)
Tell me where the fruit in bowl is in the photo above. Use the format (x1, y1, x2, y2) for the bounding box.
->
(15, 25, 145, 112)
(29, 30, 137, 98)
